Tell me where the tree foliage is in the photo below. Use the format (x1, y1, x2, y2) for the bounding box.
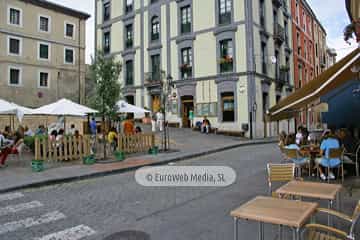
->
(88, 51, 122, 119)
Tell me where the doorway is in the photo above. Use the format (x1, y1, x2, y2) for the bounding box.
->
(125, 95, 135, 105)
(181, 96, 194, 128)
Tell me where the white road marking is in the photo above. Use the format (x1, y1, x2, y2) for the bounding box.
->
(0, 201, 43, 217)
(0, 192, 24, 202)
(0, 211, 66, 235)
(35, 225, 96, 240)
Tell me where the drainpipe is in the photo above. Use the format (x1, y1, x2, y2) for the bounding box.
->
(78, 18, 81, 104)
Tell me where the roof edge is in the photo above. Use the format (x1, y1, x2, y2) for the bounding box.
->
(19, 0, 90, 20)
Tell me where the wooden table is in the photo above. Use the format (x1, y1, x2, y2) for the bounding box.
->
(300, 146, 320, 175)
(230, 196, 318, 240)
(276, 181, 342, 226)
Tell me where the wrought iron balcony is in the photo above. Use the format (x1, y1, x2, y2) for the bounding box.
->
(180, 64, 192, 79)
(145, 71, 162, 86)
(181, 22, 191, 34)
(125, 39, 133, 49)
(125, 5, 133, 14)
(219, 12, 231, 25)
(273, 23, 285, 45)
(272, 0, 282, 8)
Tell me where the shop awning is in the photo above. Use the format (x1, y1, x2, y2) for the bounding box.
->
(267, 48, 360, 121)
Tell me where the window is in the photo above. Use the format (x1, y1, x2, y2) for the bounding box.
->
(298, 64, 302, 89)
(125, 60, 134, 85)
(39, 15, 50, 32)
(284, 20, 288, 46)
(125, 24, 133, 49)
(151, 16, 160, 41)
(295, 1, 299, 24)
(39, 71, 50, 88)
(315, 43, 318, 57)
(259, 0, 265, 28)
(261, 42, 267, 74)
(7, 36, 21, 56)
(38, 42, 50, 60)
(125, 95, 135, 105)
(103, 2, 111, 22)
(8, 67, 21, 86)
(65, 22, 75, 39)
(221, 92, 234, 122)
(8, 7, 22, 26)
(180, 48, 192, 79)
(302, 11, 306, 31)
(151, 54, 161, 81)
(180, 5, 191, 34)
(103, 32, 110, 54)
(296, 32, 301, 55)
(219, 39, 233, 73)
(218, 0, 232, 25)
(151, 0, 158, 3)
(304, 39, 307, 59)
(262, 92, 269, 116)
(125, 0, 133, 14)
(64, 48, 74, 64)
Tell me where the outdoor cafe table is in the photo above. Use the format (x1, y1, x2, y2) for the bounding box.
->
(275, 180, 342, 225)
(230, 196, 318, 240)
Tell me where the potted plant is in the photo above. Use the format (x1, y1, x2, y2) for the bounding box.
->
(279, 65, 290, 72)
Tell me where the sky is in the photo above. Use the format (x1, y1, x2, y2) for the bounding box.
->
(51, 0, 357, 64)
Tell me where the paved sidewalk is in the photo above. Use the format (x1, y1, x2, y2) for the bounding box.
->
(0, 127, 276, 193)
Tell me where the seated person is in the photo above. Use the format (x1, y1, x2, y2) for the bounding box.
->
(284, 134, 308, 165)
(201, 116, 211, 134)
(24, 126, 34, 137)
(123, 115, 135, 135)
(108, 127, 118, 151)
(0, 130, 24, 168)
(3, 126, 12, 139)
(278, 131, 287, 148)
(337, 128, 357, 162)
(315, 129, 341, 181)
(135, 126, 142, 134)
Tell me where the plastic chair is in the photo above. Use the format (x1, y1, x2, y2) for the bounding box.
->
(267, 163, 296, 198)
(303, 201, 360, 240)
(283, 148, 311, 177)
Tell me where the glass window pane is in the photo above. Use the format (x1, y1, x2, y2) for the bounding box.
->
(39, 44, 49, 59)
(9, 38, 20, 54)
(40, 17, 49, 31)
(65, 49, 73, 63)
(10, 69, 20, 85)
(10, 9, 20, 25)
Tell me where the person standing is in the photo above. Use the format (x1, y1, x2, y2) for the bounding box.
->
(156, 111, 164, 132)
(151, 113, 157, 132)
(90, 118, 97, 136)
(123, 114, 135, 135)
(295, 126, 303, 145)
(189, 110, 194, 128)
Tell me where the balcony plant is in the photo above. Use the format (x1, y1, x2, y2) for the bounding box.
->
(218, 55, 233, 64)
(279, 65, 290, 72)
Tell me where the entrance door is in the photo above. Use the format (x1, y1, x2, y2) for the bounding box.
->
(152, 95, 161, 112)
(181, 96, 194, 128)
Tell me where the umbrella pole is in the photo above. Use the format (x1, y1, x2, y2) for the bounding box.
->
(9, 114, 11, 131)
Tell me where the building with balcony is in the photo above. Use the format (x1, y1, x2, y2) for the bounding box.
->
(0, 0, 90, 107)
(95, 0, 294, 138)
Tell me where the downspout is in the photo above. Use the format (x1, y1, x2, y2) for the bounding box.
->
(78, 18, 82, 104)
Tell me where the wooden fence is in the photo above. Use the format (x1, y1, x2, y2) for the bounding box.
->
(35, 135, 91, 162)
(117, 133, 155, 153)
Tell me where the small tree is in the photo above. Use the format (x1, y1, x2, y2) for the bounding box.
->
(89, 51, 122, 159)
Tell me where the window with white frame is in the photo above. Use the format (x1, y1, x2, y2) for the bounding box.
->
(39, 15, 50, 32)
(64, 48, 74, 64)
(8, 6, 22, 26)
(38, 42, 50, 60)
(38, 71, 50, 88)
(8, 67, 21, 86)
(7, 36, 22, 56)
(65, 22, 75, 39)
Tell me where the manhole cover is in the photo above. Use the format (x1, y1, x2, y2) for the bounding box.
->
(103, 231, 150, 240)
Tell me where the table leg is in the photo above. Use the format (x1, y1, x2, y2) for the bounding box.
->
(293, 228, 300, 240)
(234, 218, 238, 240)
(259, 222, 264, 240)
(278, 225, 283, 240)
(328, 200, 333, 226)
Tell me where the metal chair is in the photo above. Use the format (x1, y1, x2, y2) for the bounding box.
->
(283, 148, 311, 177)
(267, 163, 296, 198)
(328, 148, 344, 183)
(343, 141, 360, 177)
(304, 201, 360, 240)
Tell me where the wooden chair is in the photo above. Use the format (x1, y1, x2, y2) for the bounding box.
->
(283, 148, 311, 177)
(328, 148, 344, 183)
(267, 163, 296, 198)
(304, 201, 360, 240)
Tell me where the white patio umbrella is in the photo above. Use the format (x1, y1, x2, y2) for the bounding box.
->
(0, 99, 34, 124)
(116, 100, 150, 119)
(33, 98, 98, 116)
(32, 98, 98, 132)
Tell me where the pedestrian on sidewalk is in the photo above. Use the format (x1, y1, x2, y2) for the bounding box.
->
(151, 113, 157, 132)
(156, 111, 164, 132)
(201, 116, 211, 134)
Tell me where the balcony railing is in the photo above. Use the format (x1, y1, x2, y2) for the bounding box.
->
(261, 61, 267, 75)
(273, 24, 285, 45)
(180, 64, 192, 79)
(151, 33, 159, 41)
(219, 12, 231, 25)
(126, 76, 134, 86)
(260, 15, 265, 28)
(125, 5, 133, 14)
(125, 39, 133, 49)
(272, 0, 282, 8)
(145, 71, 162, 85)
(220, 62, 233, 73)
(181, 22, 191, 34)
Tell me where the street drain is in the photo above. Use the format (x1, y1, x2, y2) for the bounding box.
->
(103, 231, 150, 240)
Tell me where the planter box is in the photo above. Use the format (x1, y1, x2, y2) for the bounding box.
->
(114, 151, 125, 161)
(148, 146, 159, 155)
(31, 160, 44, 172)
(83, 155, 96, 165)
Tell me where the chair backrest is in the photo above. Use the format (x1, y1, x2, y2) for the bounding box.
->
(267, 163, 295, 195)
(350, 202, 360, 239)
(283, 148, 299, 159)
(329, 148, 343, 159)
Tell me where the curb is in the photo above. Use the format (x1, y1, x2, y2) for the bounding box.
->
(0, 140, 276, 194)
